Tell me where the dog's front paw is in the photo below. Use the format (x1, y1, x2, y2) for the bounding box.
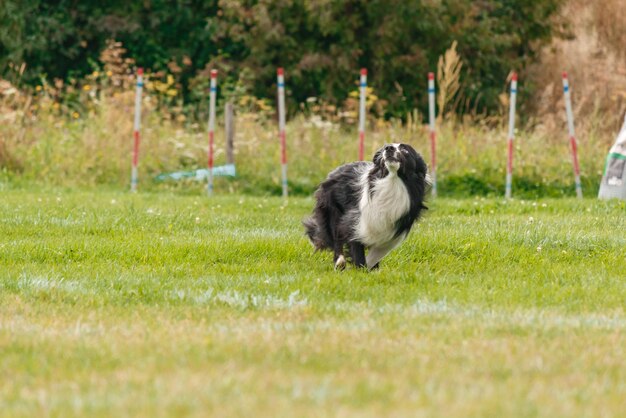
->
(334, 255, 346, 271)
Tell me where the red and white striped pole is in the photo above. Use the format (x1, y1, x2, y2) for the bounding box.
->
(277, 68, 288, 199)
(562, 72, 583, 199)
(358, 68, 367, 161)
(131, 67, 143, 192)
(207, 69, 218, 196)
(428, 72, 437, 197)
(505, 72, 518, 199)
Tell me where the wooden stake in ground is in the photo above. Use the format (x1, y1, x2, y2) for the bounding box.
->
(225, 102, 235, 165)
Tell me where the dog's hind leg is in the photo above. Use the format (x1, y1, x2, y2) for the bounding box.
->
(349, 241, 366, 268)
(330, 226, 346, 270)
(334, 245, 346, 270)
(329, 207, 348, 271)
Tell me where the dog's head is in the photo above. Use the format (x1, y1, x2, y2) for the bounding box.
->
(372, 143, 428, 181)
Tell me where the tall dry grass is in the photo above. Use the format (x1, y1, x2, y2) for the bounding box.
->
(527, 0, 626, 145)
(592, 0, 626, 60)
(0, 81, 609, 198)
(436, 41, 463, 121)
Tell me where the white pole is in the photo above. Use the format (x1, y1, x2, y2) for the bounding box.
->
(505, 72, 518, 199)
(277, 68, 288, 199)
(428, 72, 437, 197)
(207, 69, 217, 196)
(562, 72, 583, 199)
(358, 68, 367, 161)
(131, 67, 143, 192)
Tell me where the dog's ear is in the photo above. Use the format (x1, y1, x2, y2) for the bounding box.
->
(372, 147, 384, 166)
(415, 154, 428, 178)
(400, 143, 427, 178)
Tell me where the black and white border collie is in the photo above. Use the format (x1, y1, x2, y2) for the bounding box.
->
(304, 143, 429, 270)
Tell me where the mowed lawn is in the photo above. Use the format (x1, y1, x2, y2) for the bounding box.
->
(1, 187, 626, 417)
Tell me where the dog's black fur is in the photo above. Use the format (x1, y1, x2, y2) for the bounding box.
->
(303, 143, 428, 270)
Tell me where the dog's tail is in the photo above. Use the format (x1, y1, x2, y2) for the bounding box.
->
(302, 217, 326, 250)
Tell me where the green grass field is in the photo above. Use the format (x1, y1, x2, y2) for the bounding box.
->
(2, 187, 626, 417)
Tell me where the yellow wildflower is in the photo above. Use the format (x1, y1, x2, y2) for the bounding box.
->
(239, 95, 251, 106)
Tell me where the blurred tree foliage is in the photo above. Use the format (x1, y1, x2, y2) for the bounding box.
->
(0, 0, 563, 117)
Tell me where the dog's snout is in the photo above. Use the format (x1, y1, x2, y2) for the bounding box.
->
(383, 144, 398, 160)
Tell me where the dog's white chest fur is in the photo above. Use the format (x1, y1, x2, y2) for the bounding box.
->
(356, 170, 410, 247)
